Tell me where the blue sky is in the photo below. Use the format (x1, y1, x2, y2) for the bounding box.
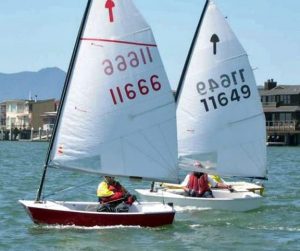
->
(0, 0, 299, 89)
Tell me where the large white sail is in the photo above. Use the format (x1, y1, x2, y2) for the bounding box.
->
(48, 0, 178, 182)
(176, 1, 267, 178)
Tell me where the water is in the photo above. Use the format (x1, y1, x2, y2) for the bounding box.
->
(0, 142, 299, 251)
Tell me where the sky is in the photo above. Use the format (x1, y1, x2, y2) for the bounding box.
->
(0, 0, 299, 89)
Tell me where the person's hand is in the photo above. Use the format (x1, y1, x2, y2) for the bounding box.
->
(124, 193, 131, 199)
(227, 185, 234, 192)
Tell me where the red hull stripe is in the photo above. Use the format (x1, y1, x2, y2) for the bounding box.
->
(26, 206, 174, 227)
(81, 38, 157, 47)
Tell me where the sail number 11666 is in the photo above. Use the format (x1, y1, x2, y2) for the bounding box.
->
(109, 75, 161, 105)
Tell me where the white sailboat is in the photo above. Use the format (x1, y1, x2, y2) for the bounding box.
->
(136, 0, 267, 211)
(19, 0, 178, 227)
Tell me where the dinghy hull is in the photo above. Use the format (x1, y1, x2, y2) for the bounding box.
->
(19, 200, 175, 227)
(135, 189, 263, 212)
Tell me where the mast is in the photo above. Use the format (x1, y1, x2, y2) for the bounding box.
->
(35, 0, 92, 202)
(175, 0, 210, 102)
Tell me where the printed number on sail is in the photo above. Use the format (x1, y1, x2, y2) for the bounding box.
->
(200, 85, 251, 112)
(103, 47, 153, 75)
(196, 69, 245, 95)
(110, 75, 161, 105)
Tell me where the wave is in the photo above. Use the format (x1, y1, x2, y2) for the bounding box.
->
(247, 225, 300, 232)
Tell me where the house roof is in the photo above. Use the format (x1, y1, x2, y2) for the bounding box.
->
(259, 85, 300, 96)
(0, 98, 55, 104)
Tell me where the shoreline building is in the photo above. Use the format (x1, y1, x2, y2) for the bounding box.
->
(0, 99, 56, 140)
(259, 79, 300, 146)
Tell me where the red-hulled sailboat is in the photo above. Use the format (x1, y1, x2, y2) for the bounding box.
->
(19, 0, 178, 227)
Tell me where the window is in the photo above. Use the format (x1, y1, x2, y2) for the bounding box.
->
(17, 104, 24, 113)
(286, 113, 292, 121)
(283, 95, 290, 104)
(261, 96, 268, 103)
(269, 95, 275, 102)
(9, 104, 17, 112)
(279, 95, 290, 104)
(279, 113, 292, 121)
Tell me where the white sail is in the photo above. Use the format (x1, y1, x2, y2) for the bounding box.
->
(48, 0, 178, 182)
(177, 1, 267, 178)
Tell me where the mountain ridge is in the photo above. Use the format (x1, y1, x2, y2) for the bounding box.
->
(0, 67, 66, 102)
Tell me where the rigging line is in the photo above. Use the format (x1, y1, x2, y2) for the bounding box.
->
(124, 137, 166, 169)
(43, 177, 98, 200)
(141, 133, 172, 170)
(123, 136, 174, 176)
(140, 130, 177, 173)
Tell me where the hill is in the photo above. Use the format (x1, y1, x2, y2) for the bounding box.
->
(0, 67, 66, 102)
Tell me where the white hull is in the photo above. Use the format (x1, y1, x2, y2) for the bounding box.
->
(161, 181, 264, 195)
(225, 181, 264, 195)
(135, 188, 263, 212)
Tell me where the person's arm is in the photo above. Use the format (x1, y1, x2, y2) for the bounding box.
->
(208, 176, 231, 189)
(182, 174, 191, 192)
(215, 182, 231, 189)
(207, 176, 218, 188)
(116, 181, 128, 194)
(181, 174, 190, 186)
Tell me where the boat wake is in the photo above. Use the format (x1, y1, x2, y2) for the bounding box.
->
(174, 205, 210, 212)
(41, 224, 142, 230)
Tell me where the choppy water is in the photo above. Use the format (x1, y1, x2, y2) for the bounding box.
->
(0, 142, 299, 251)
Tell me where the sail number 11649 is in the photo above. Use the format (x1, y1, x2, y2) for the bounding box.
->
(196, 68, 252, 112)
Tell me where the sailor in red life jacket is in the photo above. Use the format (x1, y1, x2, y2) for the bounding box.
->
(183, 172, 232, 198)
(97, 176, 136, 206)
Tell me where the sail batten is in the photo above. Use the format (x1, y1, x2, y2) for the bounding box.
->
(177, 1, 267, 178)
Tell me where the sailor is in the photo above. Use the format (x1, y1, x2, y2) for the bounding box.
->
(183, 172, 232, 198)
(96, 176, 136, 211)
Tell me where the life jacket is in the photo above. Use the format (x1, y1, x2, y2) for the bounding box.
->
(98, 181, 125, 203)
(187, 173, 210, 196)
